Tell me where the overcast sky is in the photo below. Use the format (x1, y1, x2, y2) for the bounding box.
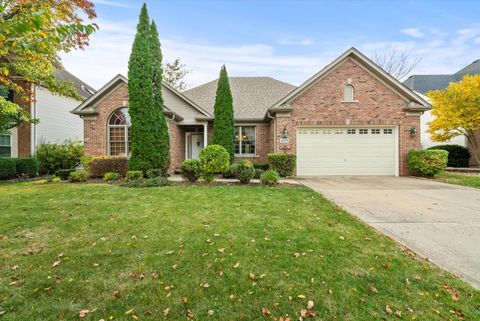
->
(60, 0, 480, 90)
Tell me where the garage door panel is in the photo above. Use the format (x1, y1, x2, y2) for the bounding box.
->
(297, 127, 396, 176)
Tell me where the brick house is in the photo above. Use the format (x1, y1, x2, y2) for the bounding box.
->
(0, 70, 94, 158)
(72, 47, 431, 176)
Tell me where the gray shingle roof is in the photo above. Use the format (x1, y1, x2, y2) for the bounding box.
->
(183, 77, 295, 120)
(54, 69, 96, 98)
(403, 59, 480, 94)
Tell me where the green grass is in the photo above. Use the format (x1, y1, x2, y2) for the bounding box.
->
(0, 183, 479, 321)
(434, 172, 480, 189)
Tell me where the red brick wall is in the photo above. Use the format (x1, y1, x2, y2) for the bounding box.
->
(233, 122, 271, 163)
(273, 58, 422, 176)
(168, 122, 184, 173)
(14, 83, 32, 156)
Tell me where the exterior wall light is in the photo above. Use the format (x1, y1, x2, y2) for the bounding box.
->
(282, 127, 289, 139)
(409, 127, 417, 137)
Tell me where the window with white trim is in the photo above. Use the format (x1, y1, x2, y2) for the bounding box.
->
(344, 84, 355, 102)
(234, 126, 256, 156)
(0, 135, 11, 157)
(108, 108, 131, 156)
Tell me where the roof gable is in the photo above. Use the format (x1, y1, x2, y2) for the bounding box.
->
(271, 47, 430, 111)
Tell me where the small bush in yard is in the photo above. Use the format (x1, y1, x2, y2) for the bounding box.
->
(89, 156, 128, 178)
(260, 170, 280, 186)
(126, 170, 143, 182)
(55, 169, 76, 181)
(408, 150, 448, 177)
(254, 168, 264, 179)
(234, 160, 255, 184)
(146, 168, 163, 178)
(199, 144, 230, 182)
(428, 144, 471, 167)
(81, 156, 93, 174)
(36, 140, 83, 174)
(268, 154, 296, 177)
(68, 171, 88, 183)
(124, 176, 171, 188)
(222, 163, 239, 178)
(103, 172, 122, 181)
(180, 160, 201, 182)
(253, 162, 269, 170)
(14, 158, 39, 177)
(0, 158, 16, 180)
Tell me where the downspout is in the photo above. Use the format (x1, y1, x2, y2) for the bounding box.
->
(267, 111, 276, 153)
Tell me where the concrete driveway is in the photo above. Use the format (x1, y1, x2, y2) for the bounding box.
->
(299, 176, 480, 289)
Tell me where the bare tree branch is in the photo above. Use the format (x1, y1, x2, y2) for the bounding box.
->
(372, 48, 422, 80)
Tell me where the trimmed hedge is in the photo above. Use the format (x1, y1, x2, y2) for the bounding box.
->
(180, 159, 201, 182)
(103, 172, 122, 181)
(55, 169, 76, 181)
(68, 171, 88, 183)
(123, 176, 171, 188)
(253, 162, 269, 170)
(427, 144, 471, 168)
(199, 144, 230, 182)
(126, 170, 143, 182)
(267, 154, 296, 177)
(15, 158, 38, 177)
(408, 150, 448, 177)
(234, 160, 255, 184)
(89, 156, 128, 178)
(0, 158, 16, 180)
(146, 169, 163, 178)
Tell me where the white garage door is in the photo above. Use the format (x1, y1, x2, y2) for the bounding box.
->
(297, 127, 397, 176)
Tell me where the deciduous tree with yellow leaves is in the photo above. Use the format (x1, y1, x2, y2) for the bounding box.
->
(427, 74, 480, 164)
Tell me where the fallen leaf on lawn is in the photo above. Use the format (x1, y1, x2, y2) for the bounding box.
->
(125, 308, 135, 315)
(172, 264, 177, 270)
(151, 273, 159, 279)
(131, 235, 137, 240)
(248, 273, 256, 281)
(293, 252, 300, 258)
(187, 309, 193, 318)
(328, 289, 333, 295)
(307, 300, 314, 309)
(112, 290, 120, 298)
(405, 278, 411, 285)
(129, 272, 137, 278)
(414, 275, 422, 280)
(218, 248, 225, 253)
(283, 271, 289, 277)
(183, 297, 189, 304)
(261, 307, 272, 316)
(52, 260, 61, 267)
(368, 284, 378, 294)
(229, 294, 234, 300)
(394, 310, 402, 317)
(9, 281, 18, 286)
(297, 294, 306, 299)
(207, 310, 214, 316)
(163, 308, 170, 316)
(385, 306, 393, 315)
(339, 236, 345, 240)
(79, 310, 90, 318)
(166, 250, 175, 255)
(132, 315, 138, 320)
(202, 283, 210, 288)
(233, 262, 240, 268)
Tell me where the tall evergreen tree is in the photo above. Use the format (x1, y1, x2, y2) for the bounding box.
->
(211, 65, 235, 160)
(150, 21, 170, 174)
(128, 4, 162, 172)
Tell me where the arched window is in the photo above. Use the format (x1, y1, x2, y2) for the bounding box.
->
(344, 84, 355, 102)
(108, 108, 131, 156)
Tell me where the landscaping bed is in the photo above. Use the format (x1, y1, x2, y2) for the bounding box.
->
(0, 183, 478, 320)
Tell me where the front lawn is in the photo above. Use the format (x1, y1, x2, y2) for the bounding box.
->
(434, 172, 480, 189)
(0, 183, 478, 320)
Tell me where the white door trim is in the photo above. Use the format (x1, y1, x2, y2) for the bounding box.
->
(185, 132, 204, 160)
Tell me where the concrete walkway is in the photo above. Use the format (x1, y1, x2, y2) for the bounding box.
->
(298, 176, 480, 289)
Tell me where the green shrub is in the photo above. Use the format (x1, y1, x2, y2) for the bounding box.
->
(36, 140, 83, 174)
(126, 170, 143, 182)
(103, 172, 122, 181)
(427, 144, 471, 167)
(408, 150, 448, 177)
(80, 156, 93, 175)
(55, 169, 76, 181)
(267, 154, 296, 177)
(123, 176, 171, 188)
(260, 170, 280, 186)
(199, 144, 230, 182)
(254, 168, 265, 179)
(68, 171, 88, 183)
(222, 163, 239, 178)
(253, 162, 269, 170)
(89, 156, 128, 178)
(234, 160, 255, 184)
(0, 158, 16, 180)
(14, 158, 38, 177)
(180, 159, 201, 182)
(146, 168, 163, 178)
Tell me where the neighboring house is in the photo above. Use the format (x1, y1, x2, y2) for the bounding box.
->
(72, 47, 430, 176)
(0, 69, 95, 158)
(404, 60, 480, 155)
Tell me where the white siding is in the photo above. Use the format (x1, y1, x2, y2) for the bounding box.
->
(35, 86, 84, 147)
(421, 110, 466, 149)
(163, 86, 204, 124)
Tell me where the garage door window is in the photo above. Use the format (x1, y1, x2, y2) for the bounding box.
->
(371, 129, 381, 134)
(384, 129, 393, 134)
(359, 129, 368, 134)
(235, 126, 256, 156)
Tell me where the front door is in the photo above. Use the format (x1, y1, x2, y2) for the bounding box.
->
(187, 133, 204, 160)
